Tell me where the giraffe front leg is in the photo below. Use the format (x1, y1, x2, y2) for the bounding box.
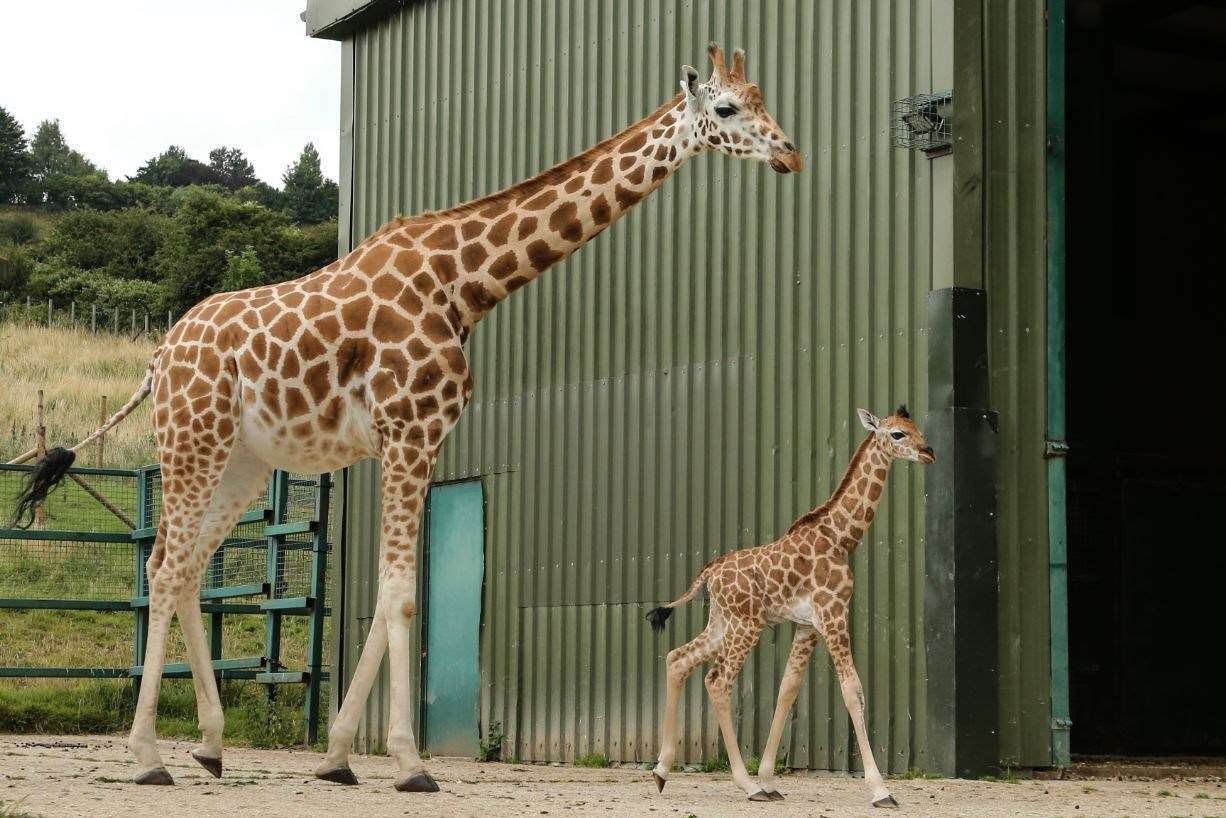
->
(381, 439, 438, 793)
(703, 626, 767, 801)
(756, 627, 819, 800)
(175, 446, 272, 778)
(819, 614, 896, 808)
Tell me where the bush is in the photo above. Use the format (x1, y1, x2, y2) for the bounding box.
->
(157, 188, 338, 313)
(0, 212, 37, 245)
(0, 240, 34, 297)
(222, 245, 265, 291)
(42, 207, 172, 282)
(477, 721, 505, 762)
(25, 262, 166, 312)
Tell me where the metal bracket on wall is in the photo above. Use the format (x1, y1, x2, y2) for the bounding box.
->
(1044, 439, 1070, 458)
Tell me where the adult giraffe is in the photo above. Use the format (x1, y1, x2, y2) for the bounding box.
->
(12, 44, 802, 791)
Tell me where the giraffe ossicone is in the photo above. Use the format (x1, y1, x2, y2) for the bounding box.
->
(648, 407, 934, 807)
(8, 43, 801, 790)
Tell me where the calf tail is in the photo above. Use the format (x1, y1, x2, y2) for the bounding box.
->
(645, 557, 719, 632)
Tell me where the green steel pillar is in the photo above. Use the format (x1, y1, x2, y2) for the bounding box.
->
(923, 0, 1000, 778)
(1045, 0, 1072, 768)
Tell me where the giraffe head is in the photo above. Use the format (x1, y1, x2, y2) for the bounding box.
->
(857, 405, 935, 464)
(679, 43, 804, 174)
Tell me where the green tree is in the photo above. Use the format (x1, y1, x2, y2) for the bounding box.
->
(281, 143, 338, 224)
(208, 146, 259, 191)
(29, 119, 100, 179)
(28, 119, 105, 208)
(0, 106, 32, 204)
(132, 145, 224, 188)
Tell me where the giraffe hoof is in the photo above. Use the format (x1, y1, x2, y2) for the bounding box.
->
(134, 767, 174, 786)
(394, 771, 439, 793)
(191, 750, 222, 778)
(316, 766, 360, 786)
(653, 771, 666, 793)
(765, 789, 785, 801)
(873, 794, 900, 808)
(748, 789, 773, 802)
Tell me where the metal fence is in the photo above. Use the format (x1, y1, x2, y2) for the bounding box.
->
(0, 463, 333, 742)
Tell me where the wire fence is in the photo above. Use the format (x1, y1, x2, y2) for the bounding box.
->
(0, 298, 174, 338)
(0, 465, 140, 601)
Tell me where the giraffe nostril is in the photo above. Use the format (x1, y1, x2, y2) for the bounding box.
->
(783, 141, 795, 152)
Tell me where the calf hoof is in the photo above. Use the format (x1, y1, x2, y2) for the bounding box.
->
(394, 771, 439, 793)
(316, 766, 360, 786)
(191, 750, 222, 779)
(653, 771, 666, 793)
(134, 767, 174, 786)
(872, 794, 900, 808)
(748, 789, 773, 802)
(764, 789, 785, 801)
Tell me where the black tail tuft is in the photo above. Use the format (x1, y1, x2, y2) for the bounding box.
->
(11, 446, 75, 529)
(646, 606, 673, 632)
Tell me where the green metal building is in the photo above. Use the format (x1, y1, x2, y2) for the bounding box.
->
(305, 0, 1225, 775)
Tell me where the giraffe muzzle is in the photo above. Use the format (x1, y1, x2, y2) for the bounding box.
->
(769, 148, 805, 174)
(918, 446, 936, 464)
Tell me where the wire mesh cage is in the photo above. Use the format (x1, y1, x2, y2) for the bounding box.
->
(891, 91, 953, 154)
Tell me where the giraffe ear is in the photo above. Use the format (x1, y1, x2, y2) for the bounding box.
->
(857, 408, 880, 431)
(680, 64, 702, 108)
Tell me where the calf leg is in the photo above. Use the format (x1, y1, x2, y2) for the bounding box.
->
(652, 619, 723, 791)
(818, 612, 897, 808)
(755, 626, 819, 799)
(704, 626, 765, 800)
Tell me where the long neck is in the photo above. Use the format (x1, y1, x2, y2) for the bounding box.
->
(379, 93, 698, 330)
(789, 435, 894, 554)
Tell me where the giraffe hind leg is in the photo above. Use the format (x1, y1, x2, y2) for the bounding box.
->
(653, 615, 723, 790)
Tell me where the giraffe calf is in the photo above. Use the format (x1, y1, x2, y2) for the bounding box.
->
(647, 406, 934, 807)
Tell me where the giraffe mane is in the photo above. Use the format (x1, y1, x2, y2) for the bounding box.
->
(785, 434, 876, 535)
(366, 92, 686, 238)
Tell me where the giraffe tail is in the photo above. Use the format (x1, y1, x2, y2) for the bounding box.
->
(9, 366, 155, 529)
(646, 558, 719, 632)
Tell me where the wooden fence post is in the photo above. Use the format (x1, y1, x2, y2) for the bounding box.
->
(46, 299, 52, 328)
(34, 389, 46, 529)
(91, 304, 97, 334)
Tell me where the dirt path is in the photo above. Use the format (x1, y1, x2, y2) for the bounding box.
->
(2, 735, 1224, 818)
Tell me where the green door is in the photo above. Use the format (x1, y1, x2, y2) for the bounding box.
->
(423, 480, 484, 757)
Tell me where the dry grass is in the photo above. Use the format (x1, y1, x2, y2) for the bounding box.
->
(0, 323, 156, 467)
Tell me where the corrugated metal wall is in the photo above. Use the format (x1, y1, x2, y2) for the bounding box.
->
(983, 0, 1051, 767)
(333, 0, 946, 772)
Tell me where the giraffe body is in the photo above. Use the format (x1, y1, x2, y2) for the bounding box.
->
(10, 44, 802, 789)
(648, 407, 934, 807)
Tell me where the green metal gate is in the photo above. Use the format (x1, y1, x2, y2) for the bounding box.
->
(0, 463, 334, 742)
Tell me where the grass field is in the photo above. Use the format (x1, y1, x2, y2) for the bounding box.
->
(0, 323, 157, 467)
(0, 321, 325, 750)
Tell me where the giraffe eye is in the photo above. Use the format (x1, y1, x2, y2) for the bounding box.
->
(890, 431, 907, 440)
(714, 104, 738, 118)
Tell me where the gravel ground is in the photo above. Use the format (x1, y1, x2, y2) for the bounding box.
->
(2, 735, 1225, 818)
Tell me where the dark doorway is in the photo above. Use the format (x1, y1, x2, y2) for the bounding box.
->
(1065, 1, 1226, 757)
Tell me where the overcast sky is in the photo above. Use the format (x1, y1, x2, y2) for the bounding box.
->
(0, 1, 339, 186)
